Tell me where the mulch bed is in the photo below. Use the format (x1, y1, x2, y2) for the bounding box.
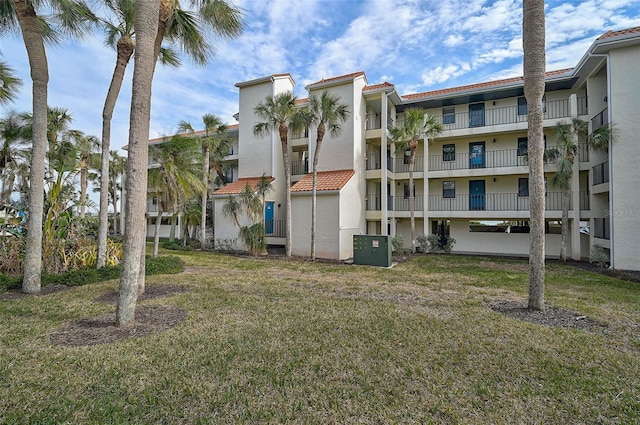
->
(488, 299, 605, 332)
(48, 305, 187, 347)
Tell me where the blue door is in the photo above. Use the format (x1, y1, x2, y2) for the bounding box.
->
(469, 180, 485, 211)
(469, 142, 485, 169)
(469, 103, 485, 127)
(265, 202, 274, 234)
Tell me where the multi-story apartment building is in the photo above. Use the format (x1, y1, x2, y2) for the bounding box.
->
(168, 27, 639, 270)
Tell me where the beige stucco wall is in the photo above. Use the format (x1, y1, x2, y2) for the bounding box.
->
(449, 219, 566, 257)
(291, 192, 339, 259)
(609, 45, 640, 270)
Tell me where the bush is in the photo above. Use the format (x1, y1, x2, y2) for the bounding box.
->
(0, 255, 185, 294)
(391, 234, 404, 253)
(160, 240, 193, 252)
(417, 234, 456, 254)
(590, 246, 609, 269)
(145, 255, 185, 275)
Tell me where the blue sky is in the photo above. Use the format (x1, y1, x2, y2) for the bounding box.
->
(2, 0, 640, 154)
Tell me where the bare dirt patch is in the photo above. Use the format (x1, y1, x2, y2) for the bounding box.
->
(93, 284, 190, 304)
(488, 299, 604, 332)
(0, 285, 70, 300)
(48, 305, 187, 346)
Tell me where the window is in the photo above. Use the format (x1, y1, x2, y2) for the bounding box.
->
(517, 97, 527, 116)
(403, 182, 416, 199)
(403, 149, 410, 165)
(443, 106, 455, 124)
(152, 197, 158, 205)
(443, 181, 455, 198)
(443, 144, 455, 161)
(517, 136, 547, 156)
(517, 95, 547, 116)
(517, 137, 528, 156)
(518, 178, 529, 197)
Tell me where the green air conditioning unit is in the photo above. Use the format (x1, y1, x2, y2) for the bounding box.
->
(353, 235, 392, 267)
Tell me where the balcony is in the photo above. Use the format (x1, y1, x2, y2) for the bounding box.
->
(577, 96, 589, 116)
(291, 129, 309, 140)
(265, 219, 285, 237)
(366, 113, 394, 130)
(428, 146, 560, 172)
(291, 159, 309, 176)
(593, 218, 610, 240)
(591, 108, 608, 132)
(592, 161, 609, 185)
(428, 191, 566, 211)
(428, 99, 571, 131)
(390, 156, 424, 173)
(580, 191, 590, 210)
(366, 153, 381, 170)
(365, 194, 381, 211)
(388, 196, 424, 211)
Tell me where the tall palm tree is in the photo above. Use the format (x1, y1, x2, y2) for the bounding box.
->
(108, 150, 126, 234)
(148, 134, 204, 258)
(178, 113, 231, 246)
(254, 91, 306, 257)
(8, 0, 93, 296)
(0, 61, 22, 104)
(0, 111, 28, 204)
(523, 0, 546, 311)
(549, 119, 583, 261)
(117, 0, 161, 327)
(306, 91, 349, 260)
(68, 131, 100, 218)
(95, 0, 180, 268)
(390, 108, 442, 253)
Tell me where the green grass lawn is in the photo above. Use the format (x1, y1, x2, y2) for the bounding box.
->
(1, 251, 638, 424)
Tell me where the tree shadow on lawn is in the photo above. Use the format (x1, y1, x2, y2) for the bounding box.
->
(45, 284, 191, 347)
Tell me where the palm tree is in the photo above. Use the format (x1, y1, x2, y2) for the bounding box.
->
(10, 0, 91, 295)
(148, 134, 204, 258)
(117, 0, 161, 327)
(254, 92, 306, 257)
(549, 118, 586, 261)
(95, 0, 180, 268)
(0, 61, 22, 104)
(108, 150, 126, 234)
(66, 131, 99, 218)
(305, 91, 349, 260)
(0, 111, 28, 204)
(178, 114, 231, 246)
(523, 0, 546, 311)
(390, 108, 442, 253)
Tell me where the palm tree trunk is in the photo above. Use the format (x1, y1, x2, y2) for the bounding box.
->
(98, 37, 134, 267)
(80, 168, 87, 218)
(15, 0, 48, 294)
(523, 0, 546, 311)
(153, 210, 162, 258)
(201, 145, 210, 247)
(560, 190, 570, 261)
(117, 0, 160, 327)
(311, 123, 325, 260)
(409, 143, 417, 253)
(279, 124, 292, 257)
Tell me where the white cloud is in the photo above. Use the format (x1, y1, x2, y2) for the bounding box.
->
(444, 34, 465, 47)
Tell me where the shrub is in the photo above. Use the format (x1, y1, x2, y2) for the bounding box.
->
(215, 238, 238, 252)
(145, 255, 185, 275)
(418, 234, 456, 254)
(590, 246, 609, 269)
(391, 234, 404, 253)
(160, 240, 193, 252)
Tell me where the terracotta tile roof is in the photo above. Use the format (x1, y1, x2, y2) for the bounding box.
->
(401, 68, 573, 101)
(307, 71, 366, 88)
(296, 98, 309, 105)
(364, 82, 395, 91)
(597, 26, 640, 40)
(290, 169, 355, 192)
(146, 124, 238, 144)
(212, 176, 274, 196)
